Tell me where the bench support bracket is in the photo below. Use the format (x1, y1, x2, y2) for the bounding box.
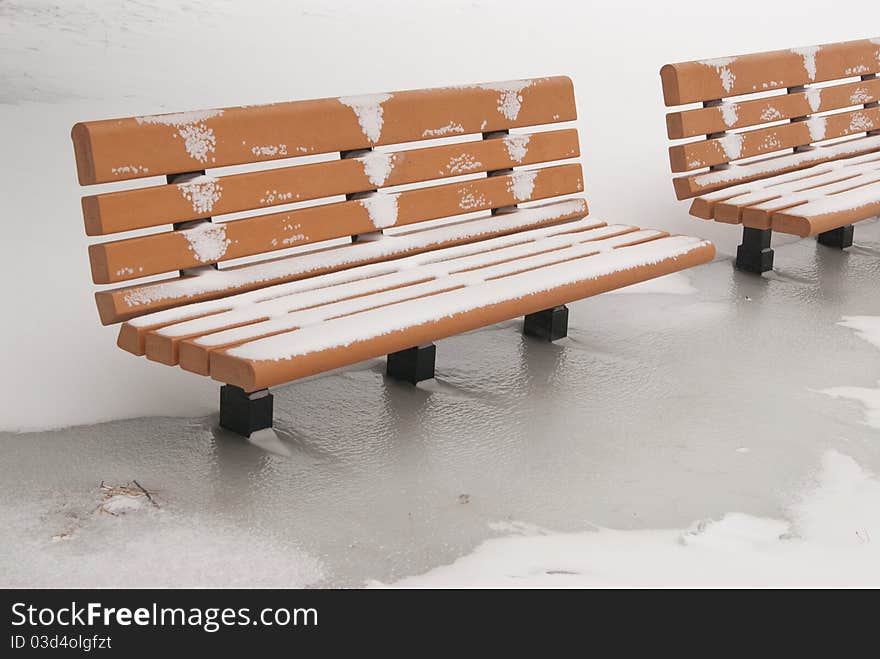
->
(817, 225, 854, 249)
(219, 385, 273, 437)
(735, 227, 774, 274)
(387, 344, 436, 384)
(524, 305, 569, 341)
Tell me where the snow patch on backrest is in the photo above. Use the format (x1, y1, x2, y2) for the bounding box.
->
(503, 134, 531, 163)
(478, 80, 533, 121)
(850, 87, 872, 105)
(181, 222, 230, 263)
(791, 46, 820, 81)
(699, 57, 737, 93)
(176, 174, 222, 215)
(718, 132, 744, 160)
(136, 110, 223, 164)
(422, 122, 464, 138)
(359, 192, 399, 228)
(359, 151, 394, 187)
(805, 87, 822, 113)
(849, 112, 872, 132)
(720, 102, 739, 127)
(806, 116, 827, 142)
(338, 93, 392, 143)
(507, 170, 537, 201)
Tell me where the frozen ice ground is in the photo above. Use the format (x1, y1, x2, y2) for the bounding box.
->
(2, 0, 880, 586)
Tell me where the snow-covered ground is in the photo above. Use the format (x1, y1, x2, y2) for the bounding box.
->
(1, 0, 880, 587)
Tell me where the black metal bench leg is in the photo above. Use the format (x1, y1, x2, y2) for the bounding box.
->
(387, 344, 436, 384)
(219, 385, 273, 437)
(817, 225, 854, 249)
(523, 305, 569, 341)
(735, 227, 774, 274)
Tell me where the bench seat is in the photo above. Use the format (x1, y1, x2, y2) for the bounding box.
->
(118, 211, 713, 390)
(689, 150, 880, 235)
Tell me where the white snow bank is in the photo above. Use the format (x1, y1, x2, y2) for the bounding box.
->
(378, 450, 880, 587)
(0, 496, 323, 588)
(821, 316, 880, 430)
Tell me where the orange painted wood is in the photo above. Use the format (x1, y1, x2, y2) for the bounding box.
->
(98, 199, 591, 326)
(88, 164, 583, 284)
(82, 129, 580, 235)
(207, 239, 716, 391)
(666, 77, 880, 139)
(71, 77, 576, 185)
(669, 106, 880, 173)
(660, 38, 880, 106)
(772, 195, 880, 237)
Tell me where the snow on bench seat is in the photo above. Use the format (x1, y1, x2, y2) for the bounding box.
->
(689, 151, 880, 234)
(109, 198, 590, 329)
(197, 232, 714, 390)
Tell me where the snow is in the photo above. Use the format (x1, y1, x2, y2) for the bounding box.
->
(784, 178, 880, 217)
(358, 192, 399, 228)
(806, 115, 826, 141)
(791, 46, 820, 81)
(181, 221, 230, 263)
(445, 152, 482, 175)
(381, 450, 880, 587)
(820, 316, 880, 430)
(422, 121, 465, 137)
(507, 169, 537, 201)
(720, 102, 739, 127)
(135, 109, 224, 126)
(176, 174, 222, 215)
(718, 132, 744, 160)
(359, 151, 394, 187)
(503, 134, 530, 163)
(837, 316, 880, 350)
(227, 234, 709, 361)
(477, 79, 533, 121)
(805, 87, 822, 113)
(699, 57, 737, 93)
(338, 93, 392, 143)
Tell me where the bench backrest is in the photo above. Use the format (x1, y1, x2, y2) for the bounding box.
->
(661, 38, 880, 200)
(72, 77, 584, 324)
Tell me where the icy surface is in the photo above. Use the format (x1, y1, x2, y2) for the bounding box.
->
(381, 451, 880, 587)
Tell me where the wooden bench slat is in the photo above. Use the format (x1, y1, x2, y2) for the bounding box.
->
(116, 213, 606, 355)
(673, 134, 880, 200)
(207, 235, 716, 391)
(97, 198, 590, 325)
(692, 152, 880, 218)
(72, 77, 576, 185)
(82, 129, 580, 235)
(144, 223, 637, 367)
(669, 106, 880, 173)
(666, 77, 880, 139)
(661, 38, 880, 106)
(88, 163, 583, 284)
(770, 179, 880, 236)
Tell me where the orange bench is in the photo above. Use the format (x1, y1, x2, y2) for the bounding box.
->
(661, 37, 880, 273)
(72, 76, 715, 436)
